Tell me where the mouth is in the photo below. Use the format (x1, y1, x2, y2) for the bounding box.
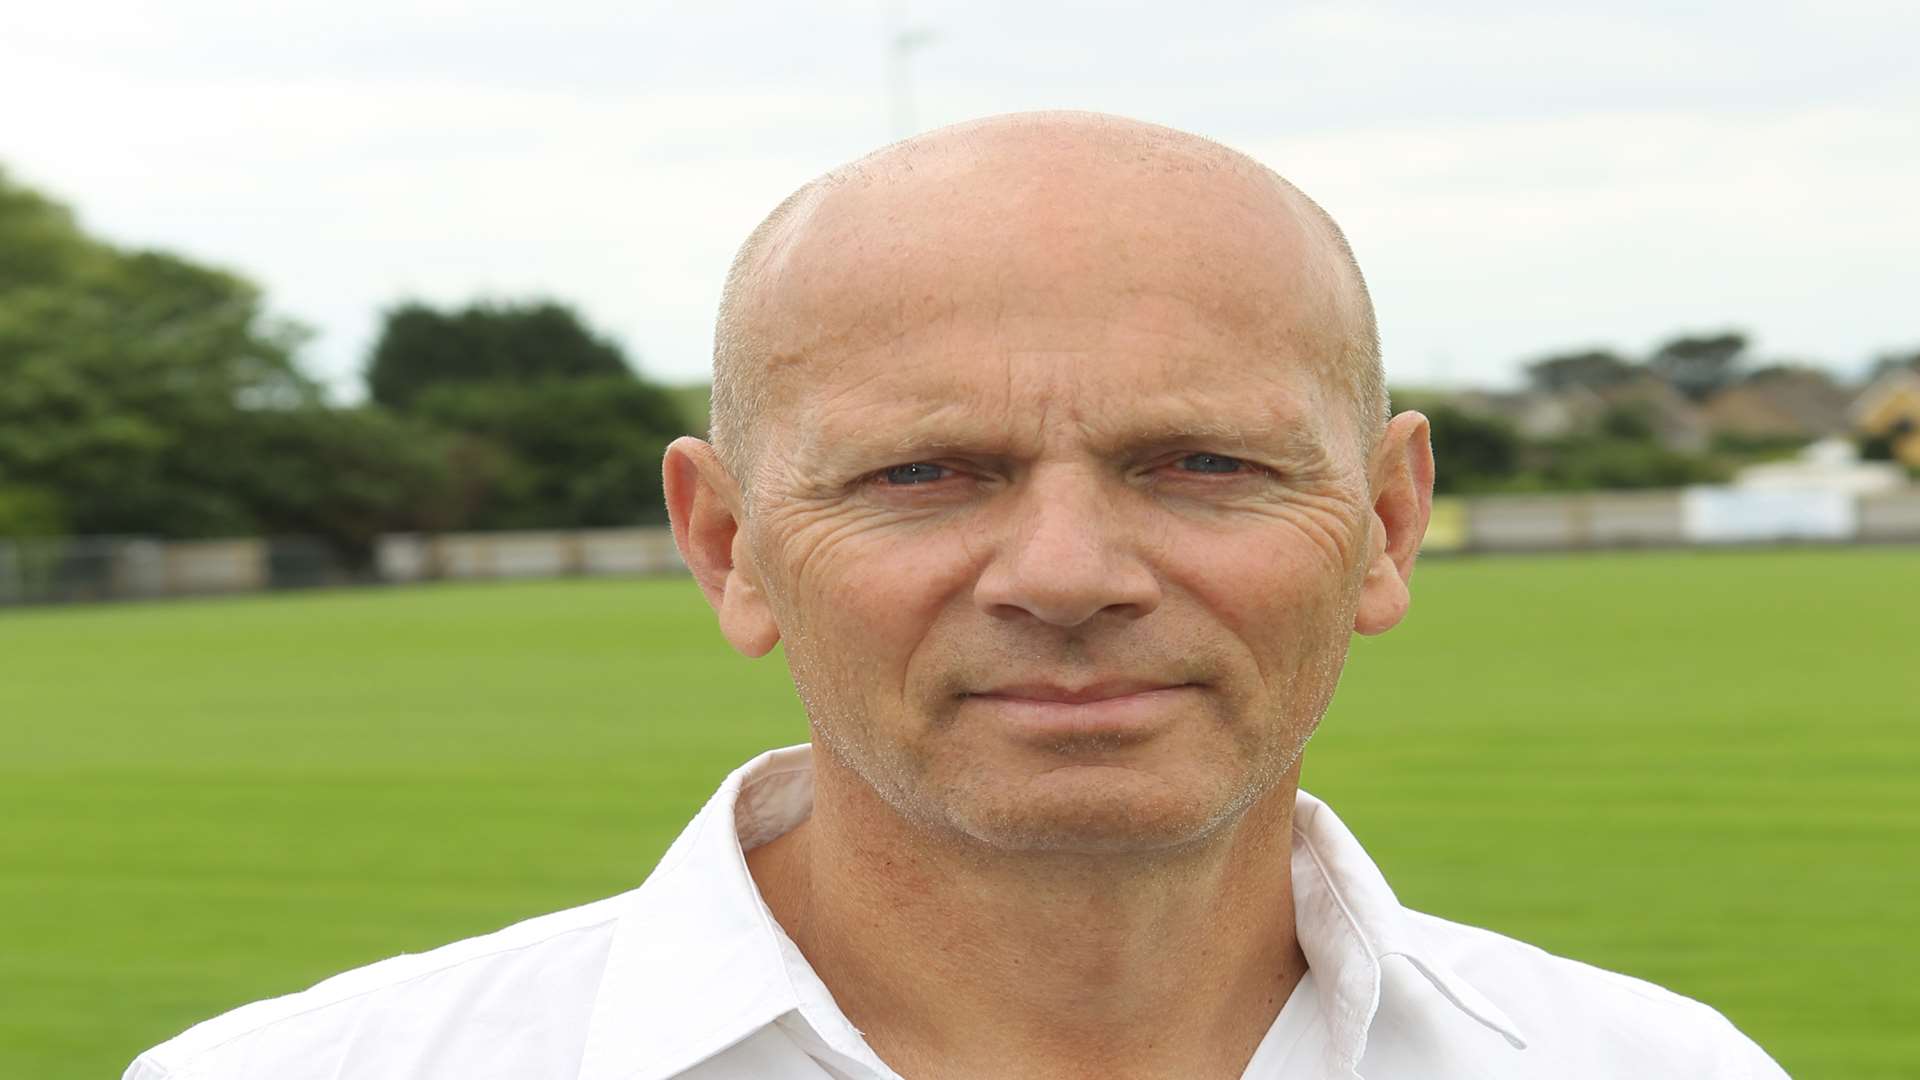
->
(960, 680, 1201, 741)
(968, 679, 1194, 705)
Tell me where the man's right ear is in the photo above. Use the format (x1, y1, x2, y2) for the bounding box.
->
(663, 437, 781, 658)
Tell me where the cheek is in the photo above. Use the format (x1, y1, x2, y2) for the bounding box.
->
(764, 515, 983, 702)
(1165, 515, 1364, 667)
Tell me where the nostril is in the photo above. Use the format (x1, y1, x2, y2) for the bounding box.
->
(974, 558, 1162, 628)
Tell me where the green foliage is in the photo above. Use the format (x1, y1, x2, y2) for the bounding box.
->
(410, 378, 681, 528)
(1594, 402, 1657, 442)
(1425, 404, 1523, 494)
(0, 172, 315, 538)
(0, 168, 101, 292)
(1513, 404, 1726, 489)
(0, 485, 66, 539)
(0, 168, 464, 557)
(366, 300, 690, 529)
(367, 300, 632, 410)
(199, 407, 466, 563)
(1534, 435, 1726, 490)
(1420, 399, 1723, 493)
(664, 383, 712, 438)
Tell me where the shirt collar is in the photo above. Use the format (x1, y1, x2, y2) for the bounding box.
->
(577, 745, 817, 1080)
(1290, 791, 1528, 1076)
(578, 745, 1528, 1080)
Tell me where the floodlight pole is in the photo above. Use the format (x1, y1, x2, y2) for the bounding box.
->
(888, 4, 936, 140)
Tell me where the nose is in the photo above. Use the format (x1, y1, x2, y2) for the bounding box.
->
(972, 467, 1163, 628)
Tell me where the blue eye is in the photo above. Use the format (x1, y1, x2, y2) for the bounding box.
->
(881, 462, 950, 485)
(1178, 453, 1245, 474)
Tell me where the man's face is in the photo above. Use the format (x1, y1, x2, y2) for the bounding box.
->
(716, 142, 1392, 855)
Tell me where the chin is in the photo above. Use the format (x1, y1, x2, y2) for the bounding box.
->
(947, 764, 1261, 856)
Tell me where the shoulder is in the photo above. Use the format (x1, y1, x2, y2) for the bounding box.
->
(1395, 909, 1788, 1078)
(124, 892, 630, 1080)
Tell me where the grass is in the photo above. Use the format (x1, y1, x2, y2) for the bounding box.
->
(2, 546, 1915, 1078)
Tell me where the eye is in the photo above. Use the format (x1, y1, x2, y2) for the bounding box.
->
(879, 462, 951, 485)
(1175, 452, 1247, 474)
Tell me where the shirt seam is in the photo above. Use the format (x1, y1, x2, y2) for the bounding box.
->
(1292, 820, 1385, 965)
(1292, 818, 1386, 1075)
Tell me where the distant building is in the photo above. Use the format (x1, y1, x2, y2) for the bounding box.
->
(1851, 370, 1920, 468)
(1702, 367, 1853, 443)
(1447, 388, 1585, 440)
(1589, 375, 1708, 453)
(1451, 376, 1706, 452)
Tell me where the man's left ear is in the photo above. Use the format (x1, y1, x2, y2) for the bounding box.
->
(1353, 411, 1435, 636)
(662, 436, 782, 658)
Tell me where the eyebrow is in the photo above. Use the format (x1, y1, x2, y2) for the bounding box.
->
(1093, 417, 1342, 470)
(804, 406, 1339, 473)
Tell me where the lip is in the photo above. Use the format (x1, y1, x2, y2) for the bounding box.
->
(962, 681, 1197, 740)
(972, 679, 1187, 705)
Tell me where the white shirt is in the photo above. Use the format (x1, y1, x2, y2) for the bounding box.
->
(126, 745, 1789, 1079)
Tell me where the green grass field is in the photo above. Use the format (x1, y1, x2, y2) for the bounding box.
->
(3, 547, 1916, 1078)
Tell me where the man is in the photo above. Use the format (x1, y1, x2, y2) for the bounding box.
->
(127, 112, 1788, 1079)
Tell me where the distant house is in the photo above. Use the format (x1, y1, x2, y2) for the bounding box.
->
(1852, 369, 1920, 468)
(1452, 376, 1706, 452)
(1589, 375, 1708, 453)
(1448, 388, 1585, 440)
(1702, 368, 1853, 443)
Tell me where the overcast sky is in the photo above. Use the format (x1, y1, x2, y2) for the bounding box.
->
(4, 1, 1916, 398)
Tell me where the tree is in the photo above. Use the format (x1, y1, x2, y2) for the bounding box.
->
(1, 172, 316, 536)
(1538, 437, 1724, 490)
(1595, 402, 1657, 442)
(0, 166, 101, 293)
(367, 300, 632, 410)
(408, 378, 683, 529)
(0, 166, 454, 557)
(1425, 404, 1522, 494)
(1648, 331, 1748, 402)
(0, 484, 65, 539)
(365, 299, 690, 529)
(1524, 349, 1638, 394)
(189, 406, 465, 561)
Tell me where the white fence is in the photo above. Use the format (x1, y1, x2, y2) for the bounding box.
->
(0, 529, 684, 606)
(375, 529, 685, 583)
(3, 485, 1917, 605)
(1418, 486, 1920, 554)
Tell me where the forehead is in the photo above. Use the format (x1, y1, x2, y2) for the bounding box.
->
(774, 296, 1351, 475)
(761, 145, 1339, 355)
(745, 135, 1355, 464)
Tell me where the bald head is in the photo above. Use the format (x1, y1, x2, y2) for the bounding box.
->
(710, 111, 1384, 492)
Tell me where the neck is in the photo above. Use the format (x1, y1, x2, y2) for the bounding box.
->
(747, 751, 1308, 1080)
